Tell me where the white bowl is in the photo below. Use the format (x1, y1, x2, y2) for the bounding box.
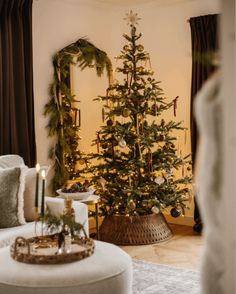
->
(56, 188, 95, 200)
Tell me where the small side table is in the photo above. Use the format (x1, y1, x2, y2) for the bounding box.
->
(79, 195, 100, 240)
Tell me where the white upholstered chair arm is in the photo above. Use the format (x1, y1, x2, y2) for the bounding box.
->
(45, 197, 89, 236)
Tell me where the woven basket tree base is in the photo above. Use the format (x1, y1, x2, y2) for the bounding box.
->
(99, 213, 173, 245)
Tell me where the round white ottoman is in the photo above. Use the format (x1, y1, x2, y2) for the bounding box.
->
(0, 241, 132, 294)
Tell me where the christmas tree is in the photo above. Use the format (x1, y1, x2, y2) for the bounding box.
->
(88, 11, 192, 220)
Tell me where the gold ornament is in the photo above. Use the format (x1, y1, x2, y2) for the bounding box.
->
(137, 45, 144, 52)
(123, 45, 129, 51)
(137, 66, 144, 72)
(122, 108, 131, 117)
(78, 159, 85, 165)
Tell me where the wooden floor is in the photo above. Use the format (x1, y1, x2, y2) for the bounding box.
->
(120, 224, 203, 271)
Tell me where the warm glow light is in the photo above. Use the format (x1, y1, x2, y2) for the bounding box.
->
(41, 170, 46, 179)
(36, 163, 40, 173)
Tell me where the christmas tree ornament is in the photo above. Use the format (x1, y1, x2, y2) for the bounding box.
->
(102, 107, 105, 122)
(158, 133, 165, 141)
(101, 142, 108, 149)
(78, 109, 81, 127)
(152, 101, 158, 115)
(173, 96, 179, 117)
(147, 148, 153, 174)
(128, 199, 136, 211)
(138, 143, 143, 160)
(99, 177, 106, 190)
(107, 119, 113, 126)
(170, 207, 181, 218)
(124, 10, 141, 26)
(123, 45, 129, 51)
(118, 138, 127, 148)
(96, 132, 101, 153)
(151, 206, 160, 214)
(137, 66, 144, 73)
(78, 159, 85, 165)
(137, 44, 144, 52)
(122, 108, 131, 117)
(154, 176, 165, 185)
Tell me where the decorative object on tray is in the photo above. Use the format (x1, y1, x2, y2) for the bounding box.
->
(56, 181, 95, 200)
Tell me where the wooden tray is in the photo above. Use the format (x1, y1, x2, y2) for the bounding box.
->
(10, 235, 95, 264)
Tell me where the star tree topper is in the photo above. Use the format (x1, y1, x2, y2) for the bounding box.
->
(124, 10, 141, 26)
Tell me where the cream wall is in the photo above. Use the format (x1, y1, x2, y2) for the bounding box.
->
(33, 0, 220, 225)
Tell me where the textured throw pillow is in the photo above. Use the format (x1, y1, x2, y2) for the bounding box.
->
(0, 154, 25, 168)
(24, 166, 50, 221)
(0, 167, 26, 228)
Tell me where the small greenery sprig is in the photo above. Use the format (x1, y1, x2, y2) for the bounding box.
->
(41, 213, 87, 238)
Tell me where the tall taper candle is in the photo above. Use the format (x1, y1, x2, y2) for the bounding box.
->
(34, 163, 40, 212)
(41, 170, 46, 217)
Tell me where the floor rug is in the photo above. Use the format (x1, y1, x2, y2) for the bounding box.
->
(133, 260, 200, 294)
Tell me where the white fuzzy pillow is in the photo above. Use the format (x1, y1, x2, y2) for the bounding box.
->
(0, 167, 26, 228)
(24, 166, 50, 221)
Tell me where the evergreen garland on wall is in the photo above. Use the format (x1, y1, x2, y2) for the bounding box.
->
(44, 38, 112, 192)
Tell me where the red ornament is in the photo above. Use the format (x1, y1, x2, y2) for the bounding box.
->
(107, 119, 113, 126)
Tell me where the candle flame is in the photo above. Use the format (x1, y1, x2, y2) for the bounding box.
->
(41, 170, 46, 179)
(36, 163, 40, 173)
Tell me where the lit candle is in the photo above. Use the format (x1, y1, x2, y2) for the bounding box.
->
(34, 163, 40, 212)
(41, 170, 46, 217)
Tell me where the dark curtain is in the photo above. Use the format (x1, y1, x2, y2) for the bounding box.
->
(190, 14, 219, 232)
(0, 0, 36, 167)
